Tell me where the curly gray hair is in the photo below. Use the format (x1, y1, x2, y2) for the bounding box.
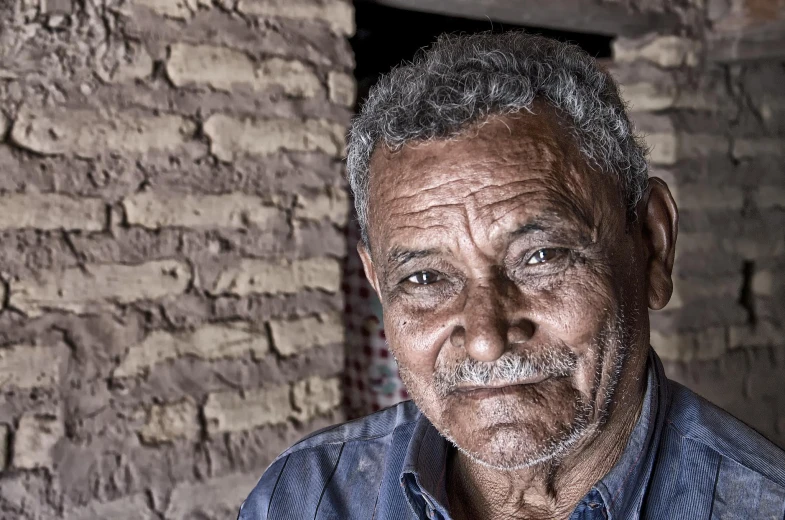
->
(346, 31, 649, 245)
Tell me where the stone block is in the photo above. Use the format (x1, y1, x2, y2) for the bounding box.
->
(0, 193, 104, 231)
(757, 186, 785, 209)
(167, 43, 321, 97)
(0, 424, 8, 471)
(670, 184, 744, 212)
(238, 0, 354, 36)
(110, 45, 154, 84)
(667, 275, 742, 310)
(614, 36, 701, 68)
(732, 138, 785, 160)
(328, 71, 356, 106)
(294, 189, 349, 225)
(134, 0, 194, 19)
(620, 81, 678, 112)
(645, 133, 727, 166)
(0, 344, 67, 389)
(138, 400, 200, 444)
(203, 114, 345, 162)
(650, 327, 728, 362)
(11, 106, 196, 158)
(729, 321, 782, 349)
(114, 323, 269, 378)
(10, 260, 192, 316)
(13, 414, 64, 470)
(211, 257, 341, 296)
(269, 313, 344, 357)
(66, 494, 156, 520)
(203, 384, 292, 435)
(123, 191, 281, 229)
(752, 270, 776, 296)
(165, 472, 260, 519)
(292, 376, 341, 421)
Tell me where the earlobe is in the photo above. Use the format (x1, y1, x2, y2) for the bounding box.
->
(357, 241, 382, 299)
(643, 177, 679, 310)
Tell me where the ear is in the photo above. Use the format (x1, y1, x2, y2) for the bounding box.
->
(357, 241, 382, 299)
(643, 177, 679, 310)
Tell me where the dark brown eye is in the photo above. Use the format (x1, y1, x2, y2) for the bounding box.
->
(406, 271, 440, 285)
(526, 248, 567, 265)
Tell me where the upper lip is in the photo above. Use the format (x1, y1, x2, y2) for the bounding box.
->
(451, 374, 552, 393)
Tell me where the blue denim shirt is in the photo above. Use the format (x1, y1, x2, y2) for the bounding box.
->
(239, 350, 785, 519)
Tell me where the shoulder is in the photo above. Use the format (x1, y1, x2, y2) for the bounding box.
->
(654, 380, 785, 514)
(238, 401, 421, 520)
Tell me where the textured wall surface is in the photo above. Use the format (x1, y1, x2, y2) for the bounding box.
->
(612, 19, 785, 446)
(0, 0, 354, 518)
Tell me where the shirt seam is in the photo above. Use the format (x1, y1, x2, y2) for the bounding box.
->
(664, 418, 785, 490)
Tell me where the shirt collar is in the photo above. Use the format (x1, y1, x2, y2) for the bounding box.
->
(399, 348, 670, 519)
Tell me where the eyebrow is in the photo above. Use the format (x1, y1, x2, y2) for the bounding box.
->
(387, 248, 438, 268)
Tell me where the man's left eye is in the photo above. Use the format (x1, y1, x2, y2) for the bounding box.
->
(526, 248, 568, 265)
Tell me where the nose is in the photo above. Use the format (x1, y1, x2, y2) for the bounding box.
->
(449, 281, 534, 362)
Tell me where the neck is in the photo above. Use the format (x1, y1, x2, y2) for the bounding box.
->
(446, 368, 647, 520)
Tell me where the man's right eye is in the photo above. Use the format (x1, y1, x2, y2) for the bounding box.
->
(406, 271, 441, 285)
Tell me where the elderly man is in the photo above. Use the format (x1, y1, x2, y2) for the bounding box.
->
(239, 32, 785, 519)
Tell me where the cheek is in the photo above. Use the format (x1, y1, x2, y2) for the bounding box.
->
(383, 303, 453, 379)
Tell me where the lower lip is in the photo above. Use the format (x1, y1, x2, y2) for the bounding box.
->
(452, 378, 555, 399)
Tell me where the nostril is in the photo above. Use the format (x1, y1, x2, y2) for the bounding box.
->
(450, 327, 466, 348)
(507, 321, 534, 344)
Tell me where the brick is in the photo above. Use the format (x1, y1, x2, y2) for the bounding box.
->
(269, 313, 343, 357)
(614, 36, 701, 68)
(0, 424, 8, 471)
(645, 133, 727, 166)
(203, 384, 292, 435)
(138, 400, 200, 444)
(292, 376, 341, 421)
(13, 414, 64, 469)
(752, 270, 776, 296)
(238, 0, 354, 36)
(203, 114, 345, 162)
(10, 260, 191, 316)
(667, 275, 742, 310)
(328, 71, 356, 106)
(729, 321, 782, 349)
(0, 344, 67, 389)
(165, 472, 260, 519)
(757, 186, 785, 209)
(167, 43, 321, 97)
(114, 323, 269, 378)
(0, 193, 104, 231)
(134, 0, 194, 19)
(66, 494, 155, 520)
(11, 106, 196, 158)
(650, 327, 728, 362)
(295, 189, 349, 225)
(104, 43, 154, 83)
(123, 191, 280, 229)
(670, 184, 744, 211)
(732, 138, 785, 160)
(211, 257, 341, 296)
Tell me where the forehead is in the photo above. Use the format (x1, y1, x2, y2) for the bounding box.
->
(367, 109, 615, 256)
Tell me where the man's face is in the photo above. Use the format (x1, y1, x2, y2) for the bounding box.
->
(359, 107, 664, 470)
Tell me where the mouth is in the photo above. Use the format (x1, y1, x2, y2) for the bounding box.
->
(450, 374, 557, 399)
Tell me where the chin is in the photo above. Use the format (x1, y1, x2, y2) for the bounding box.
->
(448, 419, 598, 470)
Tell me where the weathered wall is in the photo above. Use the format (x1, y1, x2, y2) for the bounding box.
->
(612, 4, 785, 447)
(0, 0, 354, 518)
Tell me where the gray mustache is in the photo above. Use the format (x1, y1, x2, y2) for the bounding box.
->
(434, 349, 578, 396)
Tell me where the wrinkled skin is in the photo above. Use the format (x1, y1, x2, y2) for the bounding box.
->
(358, 105, 678, 519)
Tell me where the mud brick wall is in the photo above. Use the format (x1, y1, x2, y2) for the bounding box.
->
(0, 0, 354, 518)
(612, 13, 785, 446)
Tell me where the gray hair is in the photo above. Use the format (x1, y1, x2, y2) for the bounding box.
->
(346, 31, 649, 244)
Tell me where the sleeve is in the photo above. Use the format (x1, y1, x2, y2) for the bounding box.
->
(237, 455, 290, 520)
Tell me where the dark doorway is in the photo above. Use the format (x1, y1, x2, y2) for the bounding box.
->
(342, 3, 613, 419)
